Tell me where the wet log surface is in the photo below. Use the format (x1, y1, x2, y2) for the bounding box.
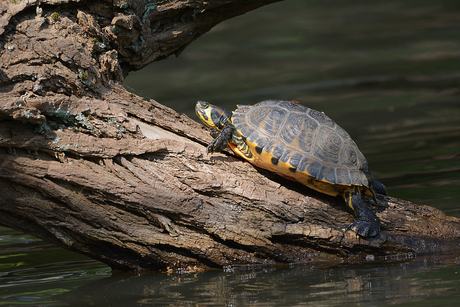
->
(0, 0, 459, 271)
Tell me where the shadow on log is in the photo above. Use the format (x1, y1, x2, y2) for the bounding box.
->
(0, 0, 459, 271)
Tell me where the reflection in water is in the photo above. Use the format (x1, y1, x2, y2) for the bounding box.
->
(0, 227, 110, 306)
(3, 225, 457, 306)
(57, 255, 459, 306)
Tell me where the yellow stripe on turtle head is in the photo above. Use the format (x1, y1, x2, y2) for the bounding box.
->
(195, 101, 216, 129)
(195, 101, 230, 131)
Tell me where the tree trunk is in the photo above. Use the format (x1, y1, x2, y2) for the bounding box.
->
(0, 0, 458, 272)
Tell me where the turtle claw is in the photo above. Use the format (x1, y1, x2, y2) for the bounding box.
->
(349, 219, 380, 238)
(206, 142, 217, 154)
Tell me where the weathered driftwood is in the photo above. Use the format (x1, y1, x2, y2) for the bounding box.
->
(0, 0, 459, 271)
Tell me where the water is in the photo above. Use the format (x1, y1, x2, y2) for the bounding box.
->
(1, 226, 459, 306)
(1, 0, 460, 305)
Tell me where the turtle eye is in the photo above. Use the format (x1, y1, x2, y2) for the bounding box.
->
(199, 101, 209, 109)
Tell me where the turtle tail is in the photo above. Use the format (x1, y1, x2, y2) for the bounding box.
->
(373, 180, 387, 195)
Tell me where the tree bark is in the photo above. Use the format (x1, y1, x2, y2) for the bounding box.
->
(0, 0, 459, 272)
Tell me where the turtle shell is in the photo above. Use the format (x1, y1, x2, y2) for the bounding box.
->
(231, 100, 373, 188)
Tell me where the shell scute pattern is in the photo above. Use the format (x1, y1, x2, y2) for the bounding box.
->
(320, 166, 336, 183)
(238, 124, 254, 139)
(308, 108, 335, 128)
(349, 169, 363, 185)
(289, 152, 303, 169)
(247, 130, 259, 143)
(339, 141, 358, 167)
(246, 106, 272, 130)
(232, 100, 370, 186)
(261, 107, 288, 136)
(312, 126, 342, 165)
(280, 149, 291, 163)
(279, 112, 319, 154)
(262, 139, 276, 154)
(297, 116, 318, 154)
(231, 116, 243, 126)
(336, 168, 352, 185)
(255, 136, 269, 149)
(278, 112, 303, 145)
(305, 159, 322, 177)
(272, 144, 285, 159)
(277, 100, 306, 112)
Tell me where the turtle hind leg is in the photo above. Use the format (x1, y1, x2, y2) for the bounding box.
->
(343, 187, 380, 238)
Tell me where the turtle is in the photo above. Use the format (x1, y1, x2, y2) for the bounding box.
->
(195, 99, 386, 238)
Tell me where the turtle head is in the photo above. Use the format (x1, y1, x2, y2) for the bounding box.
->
(195, 101, 232, 131)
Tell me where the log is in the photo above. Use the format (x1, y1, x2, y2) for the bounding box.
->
(0, 0, 459, 272)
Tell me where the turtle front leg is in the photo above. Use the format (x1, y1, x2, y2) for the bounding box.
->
(344, 187, 380, 237)
(207, 125, 235, 153)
